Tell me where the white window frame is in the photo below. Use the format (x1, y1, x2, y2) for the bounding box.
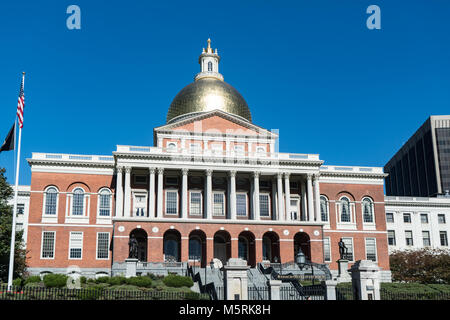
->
(132, 191, 148, 217)
(42, 186, 59, 223)
(365, 237, 377, 262)
(337, 197, 356, 229)
(259, 193, 271, 218)
(320, 195, 329, 223)
(256, 146, 266, 155)
(420, 213, 429, 224)
(405, 230, 414, 246)
(403, 213, 412, 223)
(233, 144, 245, 155)
(165, 189, 179, 215)
(387, 230, 396, 246)
(97, 188, 112, 219)
(189, 143, 201, 153)
(211, 143, 223, 154)
(66, 187, 90, 223)
(166, 141, 178, 152)
(236, 192, 248, 217)
(361, 197, 376, 230)
(40, 231, 56, 260)
(96, 232, 110, 260)
(212, 192, 226, 216)
(422, 230, 431, 247)
(189, 190, 203, 216)
(438, 214, 446, 224)
(68, 231, 83, 260)
(386, 212, 394, 223)
(289, 196, 299, 220)
(323, 237, 332, 262)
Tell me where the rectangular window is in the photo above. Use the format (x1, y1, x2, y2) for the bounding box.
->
(134, 175, 147, 185)
(165, 191, 178, 215)
(365, 238, 377, 261)
(189, 192, 202, 215)
(323, 237, 331, 262)
(41, 231, 55, 259)
(422, 231, 431, 247)
(438, 214, 446, 224)
(213, 193, 225, 216)
(386, 212, 394, 223)
(403, 213, 411, 223)
(165, 177, 179, 186)
(342, 238, 354, 261)
(440, 231, 448, 246)
(234, 145, 244, 155)
(259, 194, 270, 217)
(405, 231, 413, 246)
(17, 203, 25, 215)
(69, 232, 83, 259)
(387, 230, 396, 246)
(420, 214, 429, 224)
(236, 194, 247, 216)
(97, 232, 110, 259)
(189, 143, 201, 153)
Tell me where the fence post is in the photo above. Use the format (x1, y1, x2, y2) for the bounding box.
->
(125, 258, 138, 278)
(321, 280, 337, 300)
(223, 258, 250, 300)
(349, 260, 381, 300)
(267, 280, 281, 300)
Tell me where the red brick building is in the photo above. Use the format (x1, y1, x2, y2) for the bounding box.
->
(25, 40, 391, 281)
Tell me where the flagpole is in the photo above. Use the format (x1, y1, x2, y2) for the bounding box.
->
(7, 72, 25, 290)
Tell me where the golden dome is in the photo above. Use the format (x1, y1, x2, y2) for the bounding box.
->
(166, 77, 252, 124)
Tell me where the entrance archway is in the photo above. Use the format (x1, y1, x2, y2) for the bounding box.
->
(189, 230, 207, 267)
(213, 230, 231, 265)
(293, 232, 311, 261)
(262, 231, 280, 262)
(129, 228, 148, 262)
(238, 231, 256, 267)
(163, 229, 181, 262)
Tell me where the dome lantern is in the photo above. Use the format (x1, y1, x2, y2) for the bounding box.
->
(195, 38, 224, 82)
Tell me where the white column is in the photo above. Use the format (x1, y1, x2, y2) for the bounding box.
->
(157, 168, 164, 218)
(148, 168, 155, 218)
(229, 170, 237, 220)
(301, 178, 307, 221)
(181, 168, 188, 219)
(313, 173, 321, 222)
(277, 173, 284, 221)
(253, 171, 260, 220)
(205, 169, 212, 219)
(307, 174, 314, 222)
(115, 167, 124, 217)
(284, 173, 291, 221)
(124, 167, 131, 218)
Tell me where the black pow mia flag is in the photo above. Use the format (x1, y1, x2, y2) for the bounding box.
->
(0, 123, 15, 153)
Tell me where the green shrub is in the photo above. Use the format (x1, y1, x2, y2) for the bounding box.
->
(147, 273, 164, 281)
(78, 287, 104, 300)
(13, 278, 23, 287)
(108, 276, 127, 286)
(24, 275, 41, 285)
(80, 276, 87, 284)
(125, 276, 152, 288)
(43, 274, 68, 288)
(163, 275, 193, 288)
(95, 276, 110, 284)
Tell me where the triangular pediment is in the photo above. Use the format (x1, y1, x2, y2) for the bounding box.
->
(154, 109, 277, 138)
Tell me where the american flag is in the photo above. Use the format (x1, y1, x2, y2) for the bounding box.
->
(16, 74, 25, 128)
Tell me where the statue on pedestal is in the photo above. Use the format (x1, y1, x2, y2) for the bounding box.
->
(128, 234, 138, 259)
(338, 238, 348, 260)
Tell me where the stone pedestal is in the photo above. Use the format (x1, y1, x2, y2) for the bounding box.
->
(125, 258, 138, 278)
(349, 260, 381, 300)
(336, 259, 351, 283)
(322, 279, 337, 300)
(223, 258, 250, 300)
(267, 280, 282, 300)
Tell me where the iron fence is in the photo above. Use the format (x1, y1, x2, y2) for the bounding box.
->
(248, 286, 270, 300)
(280, 286, 325, 300)
(0, 285, 209, 300)
(380, 289, 450, 300)
(336, 286, 354, 300)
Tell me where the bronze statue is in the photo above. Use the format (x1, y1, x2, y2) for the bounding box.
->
(128, 235, 138, 259)
(338, 238, 348, 260)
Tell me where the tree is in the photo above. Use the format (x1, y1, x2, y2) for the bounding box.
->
(390, 248, 450, 284)
(0, 167, 27, 282)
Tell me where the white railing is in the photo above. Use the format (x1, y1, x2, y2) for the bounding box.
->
(31, 153, 114, 163)
(115, 145, 320, 161)
(320, 165, 384, 174)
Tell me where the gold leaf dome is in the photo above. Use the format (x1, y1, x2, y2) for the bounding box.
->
(166, 78, 252, 124)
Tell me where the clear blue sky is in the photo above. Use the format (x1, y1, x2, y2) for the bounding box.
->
(0, 0, 449, 186)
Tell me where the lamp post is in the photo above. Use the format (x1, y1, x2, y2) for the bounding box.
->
(296, 251, 315, 285)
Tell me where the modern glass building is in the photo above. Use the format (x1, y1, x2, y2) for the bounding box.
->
(385, 116, 450, 197)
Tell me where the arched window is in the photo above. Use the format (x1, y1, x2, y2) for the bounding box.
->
(98, 188, 111, 216)
(362, 198, 374, 223)
(189, 237, 202, 260)
(238, 237, 248, 261)
(340, 197, 351, 222)
(167, 142, 177, 150)
(320, 195, 328, 222)
(208, 61, 213, 72)
(72, 188, 85, 216)
(44, 187, 58, 215)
